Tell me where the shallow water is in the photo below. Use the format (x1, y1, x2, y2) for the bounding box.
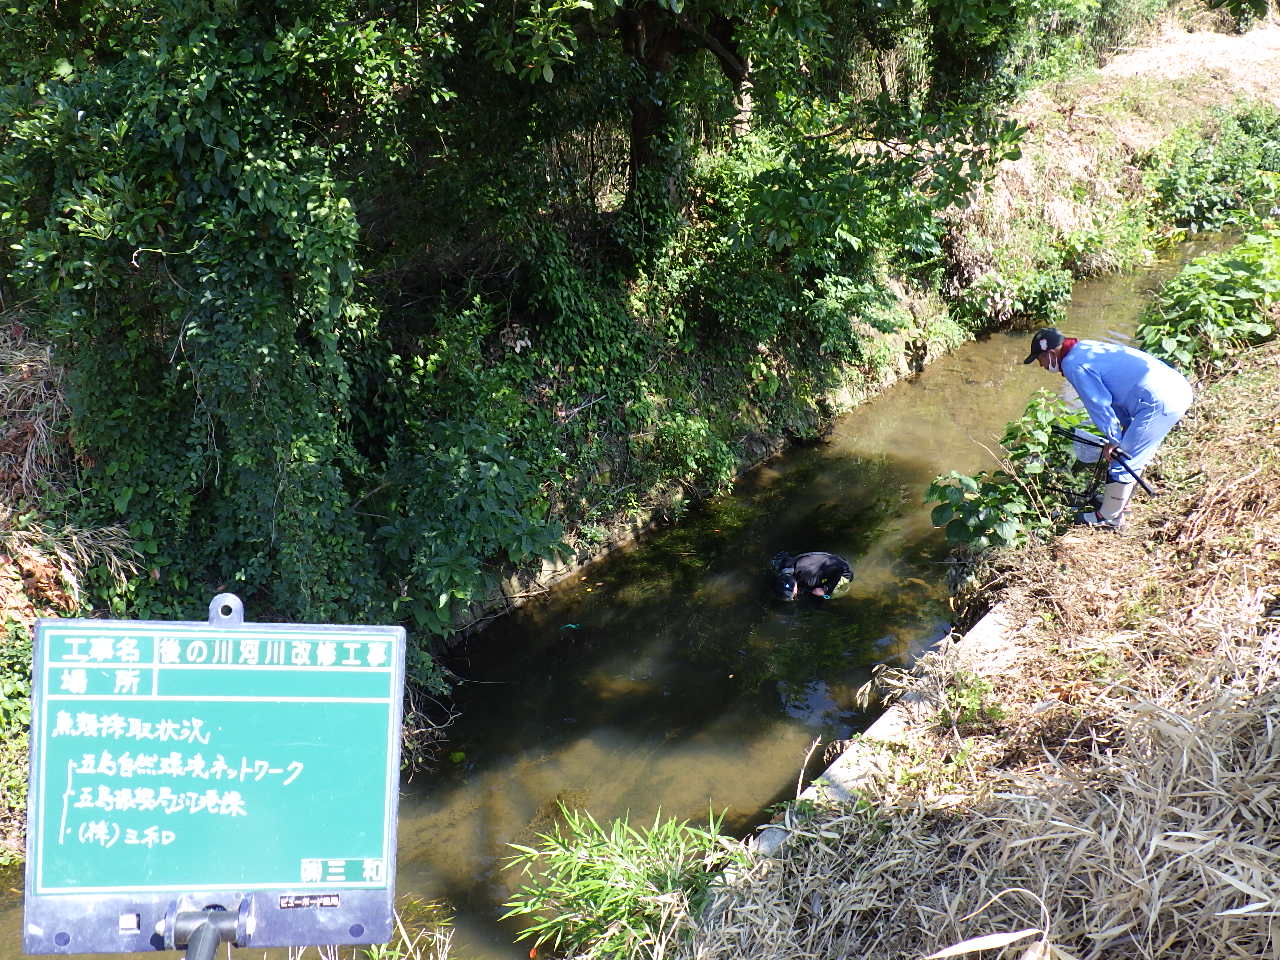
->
(0, 237, 1224, 960)
(384, 239, 1226, 960)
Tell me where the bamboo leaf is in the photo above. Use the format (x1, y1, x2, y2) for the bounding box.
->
(924, 928, 1042, 958)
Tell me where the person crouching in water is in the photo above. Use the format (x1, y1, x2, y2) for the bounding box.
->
(1023, 327, 1193, 529)
(770, 551, 853, 600)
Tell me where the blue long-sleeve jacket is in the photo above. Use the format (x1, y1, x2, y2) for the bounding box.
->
(1061, 340, 1193, 445)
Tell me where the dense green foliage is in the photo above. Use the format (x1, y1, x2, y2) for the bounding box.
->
(0, 619, 31, 865)
(0, 619, 31, 733)
(1, 0, 1161, 664)
(927, 392, 1091, 550)
(0, 0, 563, 690)
(502, 806, 744, 960)
(1, 2, 456, 659)
(1146, 103, 1280, 233)
(1137, 226, 1280, 369)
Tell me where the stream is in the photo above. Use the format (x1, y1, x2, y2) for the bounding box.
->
(0, 236, 1225, 960)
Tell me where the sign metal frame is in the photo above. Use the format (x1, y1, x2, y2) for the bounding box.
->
(23, 595, 406, 955)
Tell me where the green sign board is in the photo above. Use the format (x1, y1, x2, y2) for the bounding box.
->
(24, 595, 405, 955)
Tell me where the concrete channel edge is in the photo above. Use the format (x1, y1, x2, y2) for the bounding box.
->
(752, 601, 1017, 857)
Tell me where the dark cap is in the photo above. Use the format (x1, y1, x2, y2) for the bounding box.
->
(1022, 327, 1065, 364)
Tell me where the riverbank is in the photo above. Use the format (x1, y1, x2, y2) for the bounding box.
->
(3, 12, 1280, 876)
(510, 13, 1280, 606)
(672, 328, 1280, 958)
(463, 26, 1277, 655)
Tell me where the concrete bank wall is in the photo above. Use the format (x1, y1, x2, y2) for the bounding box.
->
(753, 602, 1017, 856)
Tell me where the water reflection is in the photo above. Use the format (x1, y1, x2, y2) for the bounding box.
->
(397, 428, 957, 957)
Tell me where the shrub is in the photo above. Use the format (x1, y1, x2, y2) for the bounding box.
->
(927, 392, 1092, 550)
(1136, 228, 1280, 371)
(1146, 104, 1280, 233)
(954, 267, 1073, 331)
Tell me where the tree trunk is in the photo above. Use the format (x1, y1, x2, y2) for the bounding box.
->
(704, 16, 752, 137)
(732, 67, 753, 137)
(618, 7, 686, 208)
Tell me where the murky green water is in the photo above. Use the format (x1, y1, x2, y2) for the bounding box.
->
(388, 237, 1227, 959)
(0, 237, 1224, 959)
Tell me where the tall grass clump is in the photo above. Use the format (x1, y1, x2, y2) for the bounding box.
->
(0, 318, 142, 605)
(502, 806, 745, 960)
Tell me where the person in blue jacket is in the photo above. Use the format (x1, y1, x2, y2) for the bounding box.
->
(1023, 327, 1193, 529)
(770, 551, 852, 600)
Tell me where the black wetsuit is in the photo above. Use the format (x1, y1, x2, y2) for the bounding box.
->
(771, 551, 853, 598)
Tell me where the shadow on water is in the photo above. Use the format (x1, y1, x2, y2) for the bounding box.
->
(398, 440, 954, 959)
(0, 234, 1228, 960)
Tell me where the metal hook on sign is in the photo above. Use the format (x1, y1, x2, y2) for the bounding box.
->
(207, 594, 244, 627)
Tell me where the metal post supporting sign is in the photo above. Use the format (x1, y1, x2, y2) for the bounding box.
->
(23, 594, 407, 956)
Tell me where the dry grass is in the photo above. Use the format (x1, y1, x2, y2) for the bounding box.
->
(259, 900, 456, 960)
(670, 344, 1280, 960)
(0, 507, 141, 611)
(277, 905, 456, 960)
(0, 318, 68, 496)
(0, 317, 142, 614)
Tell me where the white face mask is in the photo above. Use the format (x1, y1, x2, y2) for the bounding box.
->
(1045, 349, 1061, 372)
